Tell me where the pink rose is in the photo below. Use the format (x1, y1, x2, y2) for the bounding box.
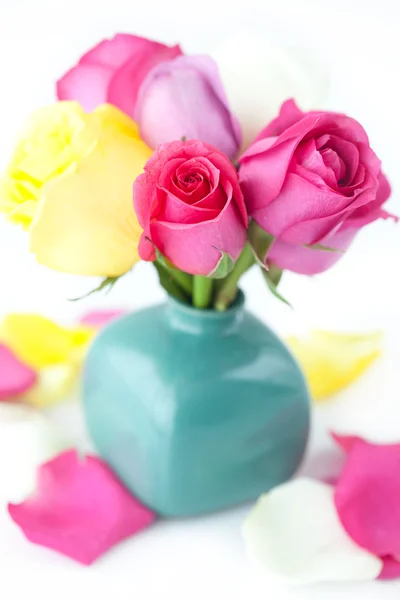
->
(134, 140, 248, 275)
(239, 99, 395, 275)
(57, 34, 182, 116)
(135, 55, 241, 159)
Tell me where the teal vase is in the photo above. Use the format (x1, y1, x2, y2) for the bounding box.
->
(83, 292, 310, 517)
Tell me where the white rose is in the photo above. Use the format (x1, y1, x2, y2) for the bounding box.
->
(211, 31, 329, 149)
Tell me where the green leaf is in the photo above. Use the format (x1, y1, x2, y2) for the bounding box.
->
(154, 262, 189, 303)
(248, 221, 275, 269)
(267, 263, 283, 287)
(149, 239, 192, 296)
(261, 268, 291, 307)
(208, 249, 235, 279)
(305, 243, 345, 253)
(69, 276, 119, 302)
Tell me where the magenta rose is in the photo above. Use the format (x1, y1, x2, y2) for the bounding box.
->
(239, 99, 395, 274)
(134, 140, 248, 275)
(57, 34, 182, 116)
(135, 55, 241, 159)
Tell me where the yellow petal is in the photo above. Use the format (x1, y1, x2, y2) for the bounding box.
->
(22, 364, 79, 408)
(93, 104, 140, 138)
(0, 314, 94, 369)
(29, 131, 152, 277)
(286, 330, 383, 401)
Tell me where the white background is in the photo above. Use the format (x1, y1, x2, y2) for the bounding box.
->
(0, 0, 400, 598)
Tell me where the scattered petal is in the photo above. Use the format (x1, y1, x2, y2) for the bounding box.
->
(0, 314, 94, 407)
(242, 478, 382, 584)
(286, 330, 383, 401)
(331, 432, 365, 453)
(0, 314, 93, 369)
(334, 437, 400, 560)
(8, 450, 156, 565)
(79, 309, 126, 328)
(0, 404, 66, 503)
(379, 556, 400, 580)
(0, 344, 37, 400)
(22, 364, 79, 408)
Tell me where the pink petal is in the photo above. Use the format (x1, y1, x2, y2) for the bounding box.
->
(8, 450, 155, 565)
(56, 64, 114, 112)
(334, 437, 400, 559)
(81, 34, 160, 69)
(379, 556, 400, 580)
(331, 432, 365, 453)
(268, 225, 358, 275)
(79, 310, 126, 328)
(135, 55, 241, 158)
(0, 344, 37, 400)
(152, 199, 246, 275)
(57, 34, 182, 116)
(108, 43, 183, 117)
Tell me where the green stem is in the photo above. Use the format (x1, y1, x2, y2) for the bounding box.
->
(170, 269, 193, 297)
(213, 243, 255, 311)
(193, 276, 213, 309)
(154, 262, 189, 303)
(154, 259, 193, 297)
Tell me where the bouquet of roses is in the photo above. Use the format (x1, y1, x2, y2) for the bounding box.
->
(0, 33, 395, 310)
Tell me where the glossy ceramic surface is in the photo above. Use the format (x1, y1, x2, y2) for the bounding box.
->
(83, 293, 310, 516)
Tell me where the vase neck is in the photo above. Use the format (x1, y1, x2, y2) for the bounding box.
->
(166, 291, 245, 335)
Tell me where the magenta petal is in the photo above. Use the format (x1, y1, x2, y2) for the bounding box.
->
(331, 432, 365, 453)
(8, 450, 155, 565)
(0, 344, 37, 400)
(334, 438, 400, 558)
(268, 225, 358, 275)
(152, 200, 246, 275)
(136, 55, 241, 158)
(379, 556, 400, 580)
(56, 64, 114, 112)
(79, 310, 126, 328)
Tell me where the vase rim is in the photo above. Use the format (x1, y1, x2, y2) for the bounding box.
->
(168, 289, 245, 318)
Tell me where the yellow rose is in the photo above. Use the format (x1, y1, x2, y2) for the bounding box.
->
(0, 102, 152, 276)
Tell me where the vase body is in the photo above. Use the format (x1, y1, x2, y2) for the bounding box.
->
(83, 294, 310, 516)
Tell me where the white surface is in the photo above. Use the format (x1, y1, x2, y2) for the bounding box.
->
(0, 0, 400, 598)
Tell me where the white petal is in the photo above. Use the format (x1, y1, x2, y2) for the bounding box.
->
(242, 478, 382, 584)
(211, 31, 329, 148)
(0, 403, 68, 503)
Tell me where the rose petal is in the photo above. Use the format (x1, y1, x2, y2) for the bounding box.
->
(211, 32, 329, 148)
(0, 404, 65, 503)
(334, 438, 400, 558)
(57, 34, 182, 115)
(268, 224, 359, 275)
(29, 125, 152, 277)
(8, 450, 155, 565)
(22, 364, 79, 408)
(152, 199, 246, 275)
(0, 344, 37, 400)
(379, 556, 400, 580)
(57, 64, 114, 112)
(135, 55, 241, 159)
(79, 310, 126, 328)
(242, 478, 382, 584)
(286, 330, 383, 401)
(331, 432, 365, 453)
(0, 314, 93, 369)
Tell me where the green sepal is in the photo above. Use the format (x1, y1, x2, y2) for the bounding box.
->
(69, 276, 120, 302)
(154, 262, 189, 303)
(208, 249, 235, 279)
(248, 220, 275, 268)
(261, 267, 291, 307)
(305, 243, 344, 253)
